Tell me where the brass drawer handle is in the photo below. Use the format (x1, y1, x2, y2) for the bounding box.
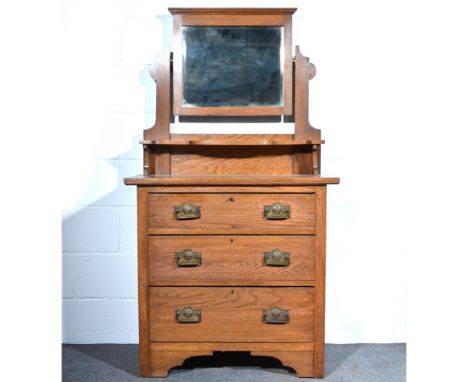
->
(176, 307, 201, 323)
(175, 249, 202, 267)
(264, 203, 290, 219)
(264, 249, 290, 267)
(263, 307, 289, 324)
(174, 203, 201, 220)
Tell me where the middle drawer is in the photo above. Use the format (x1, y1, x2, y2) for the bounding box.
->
(148, 235, 316, 285)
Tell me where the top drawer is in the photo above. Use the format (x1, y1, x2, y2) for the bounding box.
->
(147, 193, 316, 234)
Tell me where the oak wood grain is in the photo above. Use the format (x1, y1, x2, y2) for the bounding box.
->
(147, 193, 316, 233)
(144, 54, 171, 174)
(171, 146, 295, 175)
(168, 8, 297, 15)
(146, 185, 322, 193)
(150, 280, 316, 287)
(147, 227, 314, 235)
(293, 46, 319, 141)
(170, 134, 300, 143)
(172, 14, 292, 27)
(149, 145, 171, 176)
(292, 145, 314, 174)
(148, 235, 316, 284)
(251, 351, 314, 377)
(140, 138, 316, 145)
(313, 186, 326, 377)
(150, 342, 314, 351)
(150, 342, 314, 377)
(149, 342, 315, 377)
(149, 287, 315, 343)
(150, 350, 211, 377)
(144, 54, 170, 141)
(137, 188, 151, 376)
(293, 46, 321, 175)
(124, 175, 340, 186)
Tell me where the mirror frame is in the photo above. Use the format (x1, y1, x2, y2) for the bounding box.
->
(170, 8, 295, 116)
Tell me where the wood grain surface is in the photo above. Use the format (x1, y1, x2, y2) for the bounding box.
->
(146, 185, 322, 194)
(142, 134, 318, 145)
(149, 287, 315, 343)
(250, 350, 314, 377)
(148, 235, 316, 284)
(136, 188, 151, 376)
(143, 54, 171, 175)
(149, 342, 314, 377)
(171, 146, 295, 175)
(150, 342, 314, 351)
(150, 350, 212, 377)
(168, 8, 297, 15)
(147, 193, 316, 233)
(124, 175, 340, 186)
(313, 186, 326, 377)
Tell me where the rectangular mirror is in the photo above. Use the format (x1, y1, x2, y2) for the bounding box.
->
(182, 26, 284, 108)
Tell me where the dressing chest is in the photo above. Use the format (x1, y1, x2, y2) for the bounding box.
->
(124, 8, 339, 378)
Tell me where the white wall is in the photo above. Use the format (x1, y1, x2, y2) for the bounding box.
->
(62, 0, 410, 343)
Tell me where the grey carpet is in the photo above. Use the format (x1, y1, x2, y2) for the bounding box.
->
(62, 343, 405, 381)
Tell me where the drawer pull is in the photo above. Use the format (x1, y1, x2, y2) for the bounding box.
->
(263, 307, 289, 324)
(264, 203, 290, 219)
(176, 307, 201, 323)
(264, 249, 290, 266)
(175, 249, 202, 267)
(174, 203, 201, 220)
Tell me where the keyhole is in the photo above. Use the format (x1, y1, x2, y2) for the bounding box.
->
(230, 239, 234, 243)
(228, 197, 235, 202)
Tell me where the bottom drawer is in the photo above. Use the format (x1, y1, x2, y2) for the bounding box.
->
(149, 287, 315, 343)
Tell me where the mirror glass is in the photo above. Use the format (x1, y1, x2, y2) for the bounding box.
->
(182, 26, 284, 108)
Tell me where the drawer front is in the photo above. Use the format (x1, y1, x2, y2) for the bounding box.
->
(147, 193, 316, 233)
(148, 235, 316, 284)
(149, 287, 315, 342)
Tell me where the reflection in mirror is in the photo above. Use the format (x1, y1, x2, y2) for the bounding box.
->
(182, 26, 283, 108)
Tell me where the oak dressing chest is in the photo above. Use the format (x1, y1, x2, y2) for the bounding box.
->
(124, 7, 339, 378)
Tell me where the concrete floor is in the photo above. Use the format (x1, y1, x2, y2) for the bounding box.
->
(62, 343, 405, 381)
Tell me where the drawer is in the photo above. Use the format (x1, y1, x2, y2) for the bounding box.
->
(147, 193, 316, 234)
(149, 287, 315, 343)
(148, 235, 316, 285)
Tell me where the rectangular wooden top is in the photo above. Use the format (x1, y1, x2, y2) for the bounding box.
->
(124, 175, 340, 186)
(168, 8, 297, 15)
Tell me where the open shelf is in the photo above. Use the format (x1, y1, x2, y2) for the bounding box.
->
(140, 135, 324, 146)
(140, 140, 315, 146)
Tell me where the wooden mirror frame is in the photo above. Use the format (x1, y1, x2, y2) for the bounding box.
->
(170, 8, 295, 116)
